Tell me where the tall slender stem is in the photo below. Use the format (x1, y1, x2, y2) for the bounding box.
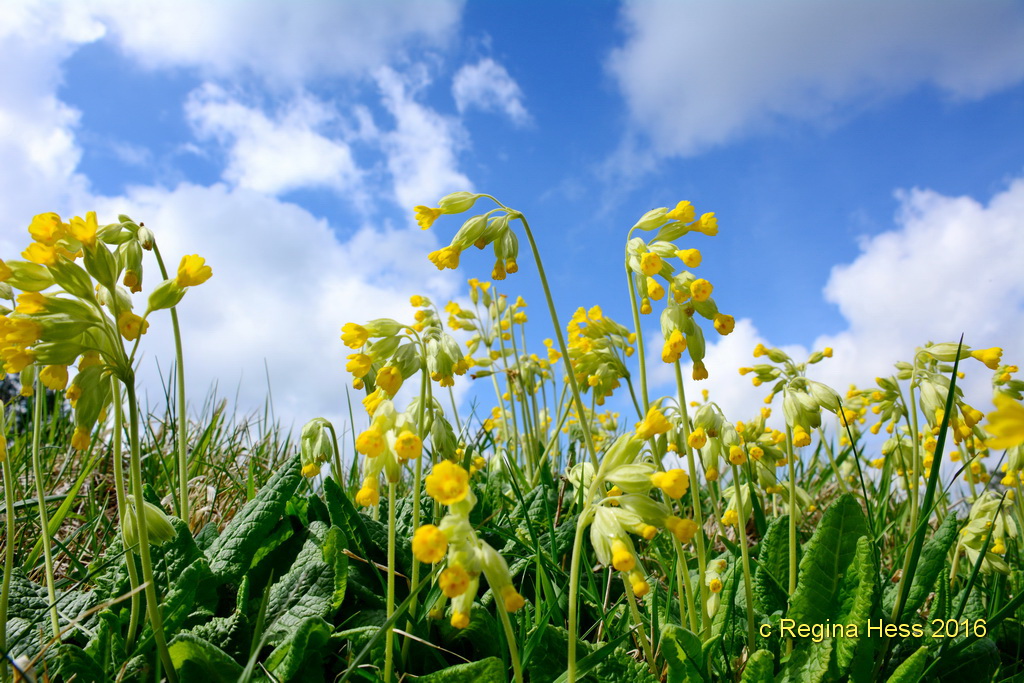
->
(730, 463, 758, 654)
(625, 262, 649, 411)
(110, 380, 142, 649)
(126, 381, 177, 682)
(623, 577, 657, 674)
(0, 403, 15, 683)
(497, 598, 524, 683)
(384, 480, 397, 682)
(30, 376, 60, 638)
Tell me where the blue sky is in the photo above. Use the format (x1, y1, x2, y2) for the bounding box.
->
(3, 0, 1024, 430)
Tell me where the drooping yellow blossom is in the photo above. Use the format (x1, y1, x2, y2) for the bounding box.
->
(428, 246, 461, 270)
(176, 254, 213, 287)
(692, 360, 708, 381)
(694, 212, 718, 236)
(722, 509, 739, 527)
(985, 394, 1024, 449)
(23, 242, 58, 266)
(301, 462, 321, 478)
(690, 278, 713, 302)
(355, 477, 380, 507)
(651, 469, 689, 498)
(71, 426, 91, 451)
(393, 430, 422, 460)
(28, 212, 64, 245)
(728, 445, 746, 465)
(792, 426, 812, 448)
(341, 322, 369, 349)
(646, 277, 665, 301)
(39, 365, 69, 391)
(500, 584, 526, 612)
(355, 425, 386, 458)
(414, 205, 443, 230)
(662, 329, 687, 363)
(676, 248, 701, 268)
(666, 201, 695, 223)
(2, 347, 35, 374)
(425, 460, 470, 505)
(376, 365, 403, 396)
(411, 524, 448, 564)
(346, 353, 373, 378)
(665, 516, 698, 544)
(629, 571, 650, 598)
(709, 578, 723, 593)
(117, 311, 150, 341)
(610, 539, 635, 572)
(640, 252, 662, 277)
(635, 405, 672, 440)
(688, 427, 707, 449)
(451, 611, 470, 629)
(0, 260, 11, 281)
(439, 565, 472, 597)
(971, 347, 1003, 370)
(68, 212, 98, 249)
(15, 292, 47, 315)
(713, 314, 735, 335)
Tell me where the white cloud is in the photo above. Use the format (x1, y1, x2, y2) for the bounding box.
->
(452, 58, 531, 126)
(607, 0, 1024, 156)
(84, 0, 465, 85)
(655, 180, 1024, 425)
(376, 66, 473, 208)
(185, 84, 363, 198)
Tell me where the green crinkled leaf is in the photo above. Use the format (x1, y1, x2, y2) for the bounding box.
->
(754, 515, 791, 616)
(134, 558, 216, 657)
(184, 610, 250, 662)
(322, 525, 349, 609)
(787, 494, 868, 627)
(264, 615, 332, 681)
(834, 536, 878, 673)
(712, 559, 740, 641)
(168, 633, 244, 682)
(206, 451, 302, 584)
(883, 512, 958, 620)
(886, 646, 929, 683)
(56, 643, 106, 683)
(264, 521, 338, 643)
(777, 637, 834, 683)
(194, 521, 220, 551)
(741, 649, 775, 683)
(418, 656, 507, 682)
(84, 609, 125, 674)
(662, 623, 706, 683)
(589, 647, 659, 683)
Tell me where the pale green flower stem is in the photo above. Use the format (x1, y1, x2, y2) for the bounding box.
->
(816, 426, 850, 495)
(674, 362, 711, 636)
(624, 242, 649, 411)
(497, 598, 524, 683)
(890, 382, 922, 623)
(150, 243, 190, 524)
(729, 463, 758, 654)
(623, 577, 657, 675)
(785, 425, 798, 656)
(0, 403, 15, 683)
(30, 376, 60, 639)
(401, 369, 429, 665)
(126, 380, 177, 682)
(384, 480, 397, 683)
(110, 380, 143, 650)
(674, 538, 700, 634)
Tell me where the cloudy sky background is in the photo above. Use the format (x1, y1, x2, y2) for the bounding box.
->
(3, 0, 1023, 438)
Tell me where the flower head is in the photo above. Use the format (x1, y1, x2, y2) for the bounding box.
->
(985, 394, 1024, 450)
(971, 347, 1003, 370)
(640, 252, 662, 277)
(414, 205, 443, 230)
(635, 405, 672, 440)
(341, 323, 369, 349)
(393, 430, 422, 460)
(117, 311, 150, 341)
(412, 524, 448, 564)
(28, 213, 64, 246)
(176, 254, 213, 287)
(355, 425, 386, 458)
(426, 460, 470, 505)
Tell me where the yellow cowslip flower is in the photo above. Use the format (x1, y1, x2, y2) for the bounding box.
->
(425, 460, 470, 505)
(713, 314, 735, 335)
(666, 201, 695, 223)
(439, 565, 472, 597)
(647, 277, 665, 301)
(971, 347, 1003, 370)
(749, 446, 764, 461)
(78, 350, 102, 370)
(355, 477, 380, 507)
(2, 346, 34, 374)
(985, 394, 1024, 449)
(505, 259, 518, 274)
(71, 426, 91, 451)
(346, 353, 373, 378)
(491, 259, 506, 281)
(15, 292, 47, 315)
(412, 524, 448, 564)
(341, 322, 369, 349)
(23, 242, 58, 266)
(176, 254, 212, 287)
(28, 212, 64, 246)
(676, 248, 701, 268)
(728, 445, 746, 465)
(709, 578, 723, 593)
(610, 539, 635, 572)
(66, 383, 82, 407)
(393, 430, 422, 460)
(123, 270, 141, 293)
(639, 297, 652, 315)
(635, 405, 672, 440)
(690, 278, 713, 302)
(661, 329, 687, 364)
(629, 570, 650, 598)
(823, 347, 833, 357)
(376, 365, 403, 396)
(117, 311, 150, 341)
(722, 509, 739, 527)
(694, 212, 718, 236)
(512, 311, 527, 324)
(451, 611, 471, 629)
(688, 427, 707, 449)
(793, 426, 811, 448)
(68, 212, 98, 249)
(39, 365, 69, 391)
(428, 246, 461, 270)
(0, 260, 11, 281)
(499, 584, 526, 612)
(301, 462, 321, 478)
(692, 360, 709, 381)
(639, 252, 662, 277)
(414, 205, 443, 230)
(665, 516, 698, 544)
(355, 425, 386, 458)
(651, 469, 689, 499)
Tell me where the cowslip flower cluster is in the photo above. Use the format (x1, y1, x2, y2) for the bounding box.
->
(300, 417, 336, 478)
(418, 192, 521, 280)
(412, 460, 525, 628)
(0, 212, 210, 449)
(565, 306, 634, 406)
(352, 398, 434, 506)
(953, 492, 1017, 576)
